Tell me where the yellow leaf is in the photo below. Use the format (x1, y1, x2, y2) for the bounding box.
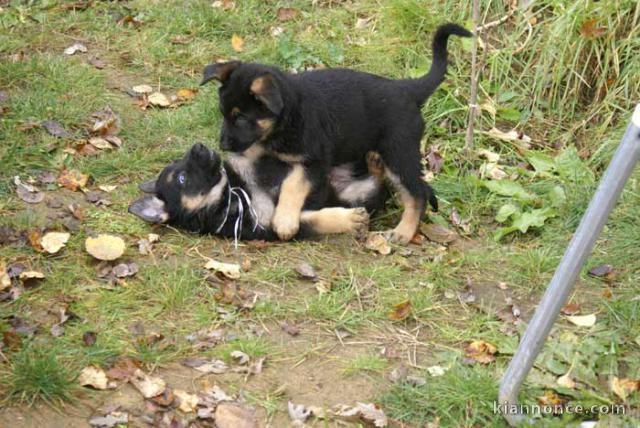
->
(231, 34, 244, 52)
(388, 300, 412, 321)
(85, 234, 126, 261)
(132, 84, 153, 94)
(174, 389, 200, 413)
(79, 365, 116, 390)
(57, 169, 89, 191)
(176, 88, 198, 100)
(465, 340, 497, 364)
(566, 313, 596, 327)
(148, 92, 171, 107)
(204, 258, 241, 279)
(610, 376, 640, 401)
(41, 232, 70, 254)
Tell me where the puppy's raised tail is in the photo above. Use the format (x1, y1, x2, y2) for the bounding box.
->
(404, 23, 472, 105)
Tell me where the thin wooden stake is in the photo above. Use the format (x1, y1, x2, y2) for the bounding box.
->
(464, 0, 481, 154)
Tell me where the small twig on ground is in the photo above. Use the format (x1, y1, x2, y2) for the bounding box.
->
(464, 0, 481, 154)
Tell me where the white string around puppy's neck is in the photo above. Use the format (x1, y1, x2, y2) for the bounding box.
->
(215, 168, 263, 247)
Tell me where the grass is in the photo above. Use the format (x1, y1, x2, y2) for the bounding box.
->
(1, 345, 76, 406)
(1, 0, 639, 426)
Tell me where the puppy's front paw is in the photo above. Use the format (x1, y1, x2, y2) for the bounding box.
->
(272, 211, 300, 240)
(348, 207, 370, 236)
(387, 225, 415, 245)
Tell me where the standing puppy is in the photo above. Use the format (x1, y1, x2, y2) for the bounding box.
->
(201, 23, 471, 244)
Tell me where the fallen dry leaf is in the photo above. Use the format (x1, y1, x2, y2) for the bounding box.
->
(426, 146, 444, 174)
(91, 107, 120, 136)
(15, 176, 45, 204)
(212, 0, 235, 10)
(79, 365, 116, 390)
(232, 356, 265, 375)
(288, 402, 312, 423)
(365, 234, 391, 255)
(231, 350, 250, 365)
(174, 389, 199, 413)
(204, 258, 241, 279)
(98, 185, 117, 193)
(538, 390, 565, 407)
(148, 92, 171, 107)
(89, 411, 128, 428)
(215, 403, 258, 428)
(280, 321, 300, 336)
(89, 57, 107, 69)
(42, 120, 71, 138)
(557, 372, 576, 389)
(85, 234, 126, 261)
(465, 340, 497, 364)
(566, 313, 596, 327)
(427, 365, 446, 377)
(132, 84, 153, 94)
(130, 369, 166, 398)
(41, 232, 70, 254)
(64, 42, 88, 55)
(333, 403, 388, 427)
(610, 376, 640, 401)
(83, 331, 97, 346)
(580, 19, 607, 39)
(485, 127, 532, 149)
(388, 300, 411, 321)
(181, 357, 229, 374)
(106, 357, 141, 381)
(19, 270, 45, 280)
(588, 264, 615, 280)
(176, 88, 197, 100)
(295, 262, 317, 280)
(57, 169, 89, 191)
(561, 302, 581, 315)
(277, 7, 300, 21)
(420, 223, 458, 244)
(231, 34, 245, 52)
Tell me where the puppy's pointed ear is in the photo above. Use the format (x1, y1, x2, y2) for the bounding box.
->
(201, 61, 241, 86)
(128, 195, 169, 224)
(250, 74, 283, 115)
(138, 179, 157, 193)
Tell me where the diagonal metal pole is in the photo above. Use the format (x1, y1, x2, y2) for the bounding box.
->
(498, 104, 640, 426)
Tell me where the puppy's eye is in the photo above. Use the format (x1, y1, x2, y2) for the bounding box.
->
(177, 172, 186, 185)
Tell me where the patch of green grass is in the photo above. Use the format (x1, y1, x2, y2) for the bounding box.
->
(381, 365, 500, 427)
(343, 354, 388, 376)
(1, 344, 77, 406)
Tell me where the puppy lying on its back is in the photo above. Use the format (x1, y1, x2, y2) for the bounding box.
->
(129, 143, 387, 241)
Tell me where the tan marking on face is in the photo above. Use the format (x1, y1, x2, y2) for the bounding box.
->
(180, 173, 228, 212)
(231, 107, 241, 116)
(272, 164, 312, 240)
(300, 207, 369, 235)
(250, 76, 267, 95)
(166, 171, 174, 183)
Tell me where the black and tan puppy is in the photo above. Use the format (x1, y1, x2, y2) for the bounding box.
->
(129, 143, 386, 241)
(200, 23, 471, 244)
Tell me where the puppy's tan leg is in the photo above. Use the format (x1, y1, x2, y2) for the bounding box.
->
(272, 164, 312, 240)
(383, 168, 423, 245)
(391, 189, 422, 244)
(301, 207, 369, 236)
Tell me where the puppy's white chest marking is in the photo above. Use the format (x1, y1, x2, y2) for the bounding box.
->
(226, 152, 274, 227)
